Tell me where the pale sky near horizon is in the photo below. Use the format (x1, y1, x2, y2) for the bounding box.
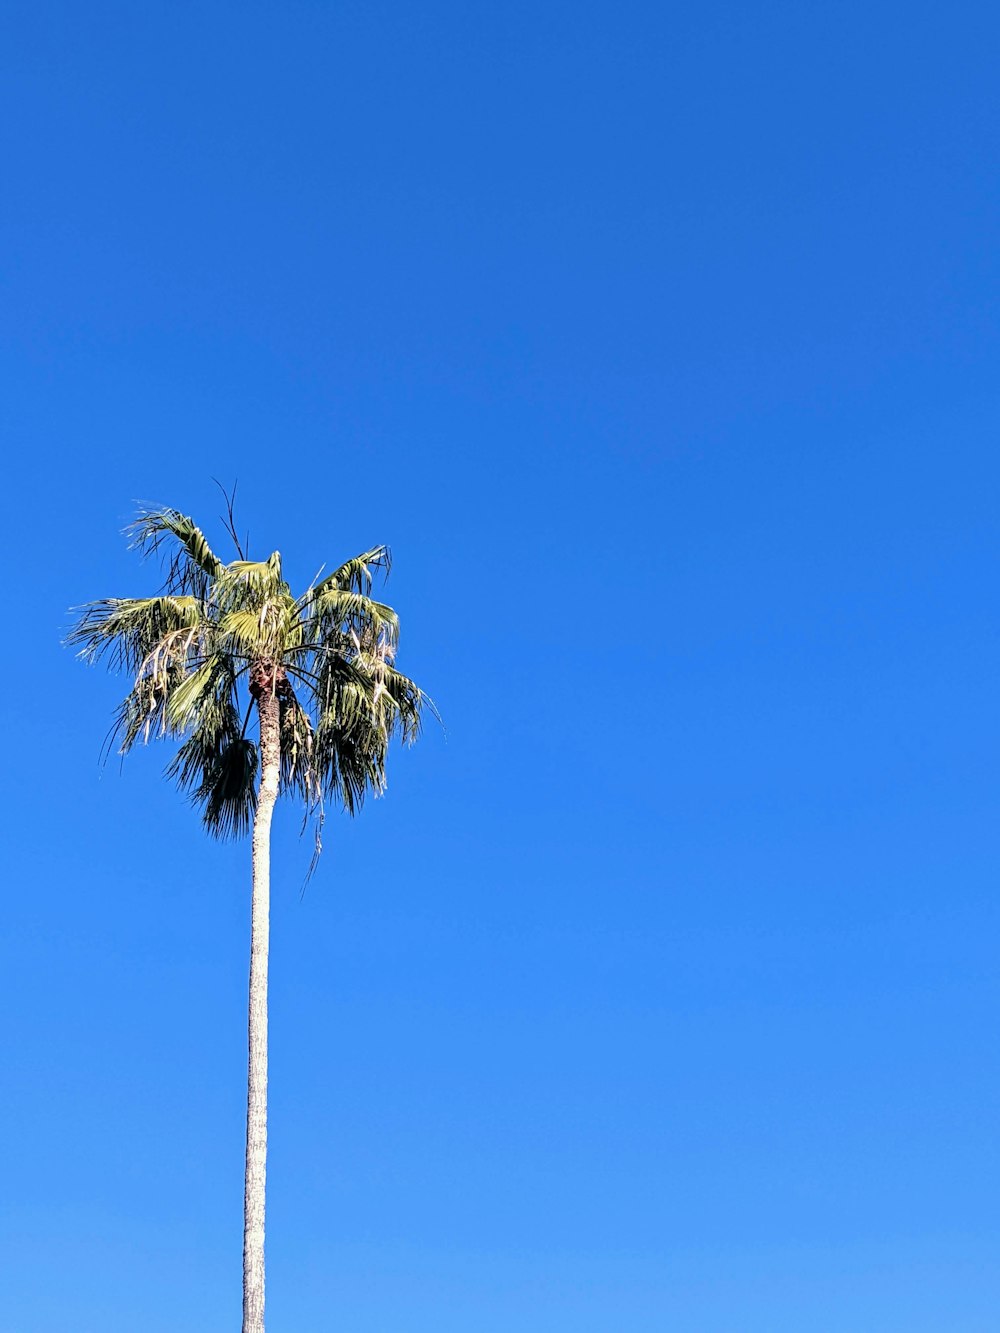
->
(3, 2, 1000, 1329)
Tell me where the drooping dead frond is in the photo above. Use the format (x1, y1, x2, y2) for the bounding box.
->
(198, 736, 259, 840)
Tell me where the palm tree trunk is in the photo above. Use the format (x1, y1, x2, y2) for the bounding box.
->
(243, 681, 280, 1333)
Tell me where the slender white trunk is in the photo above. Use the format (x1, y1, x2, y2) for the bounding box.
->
(243, 684, 280, 1333)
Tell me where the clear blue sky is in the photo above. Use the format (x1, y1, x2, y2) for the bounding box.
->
(2, 2, 999, 1329)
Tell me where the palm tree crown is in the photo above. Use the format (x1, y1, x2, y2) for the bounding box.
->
(69, 505, 427, 843)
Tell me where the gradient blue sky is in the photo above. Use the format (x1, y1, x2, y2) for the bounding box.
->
(2, 3, 999, 1330)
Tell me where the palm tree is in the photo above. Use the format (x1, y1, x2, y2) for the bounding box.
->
(69, 503, 428, 1333)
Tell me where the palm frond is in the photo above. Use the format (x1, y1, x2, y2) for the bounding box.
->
(216, 554, 287, 606)
(162, 653, 234, 734)
(107, 663, 183, 754)
(199, 737, 259, 839)
(312, 715, 386, 813)
(211, 555, 298, 657)
(299, 545, 391, 604)
(163, 656, 255, 839)
(68, 596, 205, 674)
(311, 650, 377, 732)
(299, 588, 399, 647)
(218, 599, 299, 661)
(128, 507, 225, 598)
(377, 663, 431, 745)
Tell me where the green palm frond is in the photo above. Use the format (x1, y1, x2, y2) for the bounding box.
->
(299, 588, 399, 646)
(312, 714, 385, 813)
(162, 653, 233, 734)
(164, 688, 242, 790)
(311, 650, 378, 732)
(377, 662, 430, 746)
(300, 545, 391, 603)
(128, 507, 225, 598)
(164, 654, 254, 837)
(216, 554, 287, 606)
(68, 595, 204, 673)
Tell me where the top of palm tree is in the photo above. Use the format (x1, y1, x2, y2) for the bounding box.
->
(69, 502, 430, 852)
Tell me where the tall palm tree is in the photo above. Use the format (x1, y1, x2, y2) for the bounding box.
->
(69, 504, 428, 1333)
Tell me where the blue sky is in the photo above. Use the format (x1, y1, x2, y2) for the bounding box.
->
(2, 2, 999, 1329)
